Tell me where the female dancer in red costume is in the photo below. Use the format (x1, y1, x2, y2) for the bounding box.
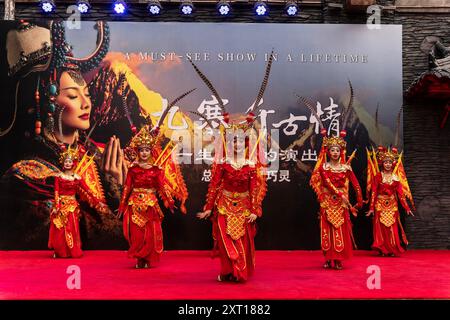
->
(299, 83, 363, 270)
(366, 113, 415, 256)
(49, 146, 109, 258)
(119, 126, 174, 269)
(119, 91, 191, 269)
(197, 132, 266, 282)
(193, 54, 271, 282)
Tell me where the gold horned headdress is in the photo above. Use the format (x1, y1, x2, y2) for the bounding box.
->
(297, 80, 355, 162)
(365, 106, 414, 209)
(372, 106, 402, 165)
(129, 124, 161, 150)
(188, 51, 275, 162)
(323, 135, 347, 150)
(59, 144, 79, 165)
(303, 81, 357, 198)
(189, 50, 274, 131)
(126, 88, 196, 161)
(376, 146, 400, 164)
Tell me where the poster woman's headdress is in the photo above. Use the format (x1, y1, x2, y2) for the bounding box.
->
(2, 20, 110, 137)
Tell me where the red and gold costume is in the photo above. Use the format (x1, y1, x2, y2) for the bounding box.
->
(315, 161, 363, 261)
(204, 160, 266, 282)
(189, 52, 272, 281)
(119, 163, 174, 265)
(302, 82, 362, 268)
(366, 146, 414, 256)
(49, 146, 108, 258)
(120, 120, 188, 268)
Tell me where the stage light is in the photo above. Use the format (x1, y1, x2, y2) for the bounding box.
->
(217, 0, 232, 16)
(180, 0, 195, 16)
(113, 0, 127, 15)
(253, 1, 269, 17)
(147, 0, 162, 15)
(285, 0, 298, 16)
(77, 0, 91, 14)
(40, 0, 56, 13)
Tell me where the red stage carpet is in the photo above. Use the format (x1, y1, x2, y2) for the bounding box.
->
(1, 250, 449, 299)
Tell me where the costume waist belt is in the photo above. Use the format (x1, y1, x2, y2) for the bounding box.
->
(133, 188, 156, 193)
(377, 194, 395, 201)
(53, 196, 78, 229)
(129, 188, 158, 207)
(59, 195, 78, 212)
(323, 187, 346, 197)
(222, 190, 249, 199)
(129, 188, 159, 227)
(60, 195, 76, 200)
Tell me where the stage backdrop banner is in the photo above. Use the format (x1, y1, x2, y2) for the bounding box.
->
(0, 22, 402, 250)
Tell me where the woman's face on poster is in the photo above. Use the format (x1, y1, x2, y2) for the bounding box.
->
(329, 146, 340, 161)
(56, 71, 92, 132)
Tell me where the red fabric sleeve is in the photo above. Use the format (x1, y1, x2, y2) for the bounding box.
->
(348, 168, 363, 207)
(204, 163, 224, 212)
(118, 169, 133, 213)
(157, 167, 175, 210)
(369, 173, 380, 212)
(54, 176, 60, 210)
(396, 180, 411, 212)
(319, 165, 343, 198)
(249, 167, 262, 217)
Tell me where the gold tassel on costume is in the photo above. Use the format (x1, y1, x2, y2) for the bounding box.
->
(65, 231, 74, 249)
(53, 216, 64, 229)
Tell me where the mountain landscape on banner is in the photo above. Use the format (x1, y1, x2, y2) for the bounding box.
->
(87, 59, 194, 146)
